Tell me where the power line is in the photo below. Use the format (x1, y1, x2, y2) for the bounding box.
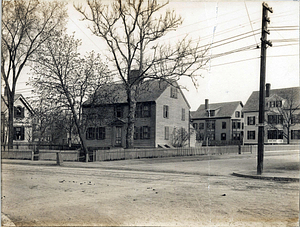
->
(244, 1, 259, 46)
(203, 57, 259, 68)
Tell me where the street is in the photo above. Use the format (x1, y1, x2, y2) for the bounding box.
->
(1, 152, 299, 226)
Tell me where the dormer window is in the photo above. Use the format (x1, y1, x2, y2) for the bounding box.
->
(206, 109, 215, 117)
(14, 106, 24, 118)
(267, 100, 282, 108)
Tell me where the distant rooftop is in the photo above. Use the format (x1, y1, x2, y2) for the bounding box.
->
(242, 86, 300, 112)
(191, 101, 243, 119)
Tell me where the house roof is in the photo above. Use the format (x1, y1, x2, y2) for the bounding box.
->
(1, 94, 33, 114)
(242, 86, 300, 112)
(191, 101, 243, 119)
(83, 79, 190, 108)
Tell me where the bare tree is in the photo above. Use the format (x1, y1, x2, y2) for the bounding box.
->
(75, 0, 209, 148)
(171, 127, 191, 147)
(266, 90, 300, 144)
(30, 33, 111, 162)
(1, 0, 67, 149)
(30, 97, 71, 151)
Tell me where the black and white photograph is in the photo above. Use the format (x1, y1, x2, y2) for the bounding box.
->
(1, 0, 299, 226)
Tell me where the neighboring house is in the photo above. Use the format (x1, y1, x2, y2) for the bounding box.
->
(191, 99, 244, 145)
(82, 80, 191, 149)
(242, 84, 300, 145)
(1, 94, 34, 144)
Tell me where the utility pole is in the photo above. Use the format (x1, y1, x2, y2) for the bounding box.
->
(257, 2, 273, 175)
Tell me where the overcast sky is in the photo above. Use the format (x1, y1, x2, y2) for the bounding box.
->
(16, 0, 299, 111)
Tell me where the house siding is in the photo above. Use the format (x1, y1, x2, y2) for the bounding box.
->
(191, 102, 244, 145)
(155, 86, 190, 147)
(243, 87, 300, 145)
(1, 95, 33, 144)
(83, 102, 156, 149)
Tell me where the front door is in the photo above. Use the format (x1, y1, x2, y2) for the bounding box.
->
(115, 126, 122, 146)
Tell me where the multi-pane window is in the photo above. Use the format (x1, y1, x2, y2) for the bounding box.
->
(247, 116, 256, 125)
(206, 120, 215, 130)
(207, 132, 215, 140)
(96, 127, 106, 140)
(142, 104, 150, 117)
(206, 110, 215, 117)
(233, 122, 236, 129)
(86, 127, 105, 140)
(134, 126, 150, 139)
(136, 103, 151, 118)
(86, 127, 95, 140)
(142, 126, 150, 139)
(14, 106, 24, 118)
(199, 123, 204, 129)
(222, 122, 226, 129)
(221, 133, 226, 140)
(268, 115, 283, 124)
(235, 111, 240, 118)
(163, 105, 169, 118)
(267, 130, 283, 140)
(134, 127, 139, 140)
(291, 114, 300, 124)
(291, 130, 300, 140)
(165, 126, 169, 140)
(233, 122, 241, 129)
(276, 101, 282, 107)
(14, 127, 24, 140)
(233, 133, 241, 140)
(247, 131, 255, 140)
(196, 132, 204, 141)
(181, 108, 185, 121)
(170, 87, 178, 99)
(114, 106, 123, 118)
(267, 101, 282, 108)
(193, 123, 198, 130)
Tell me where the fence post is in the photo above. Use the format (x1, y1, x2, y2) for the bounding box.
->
(31, 151, 34, 161)
(56, 151, 63, 165)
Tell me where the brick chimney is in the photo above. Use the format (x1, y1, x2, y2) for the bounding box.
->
(205, 99, 209, 110)
(266, 83, 271, 97)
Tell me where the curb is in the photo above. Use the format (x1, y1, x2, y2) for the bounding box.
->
(1, 213, 16, 227)
(232, 172, 299, 182)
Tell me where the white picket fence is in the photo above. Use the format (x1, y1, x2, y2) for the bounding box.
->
(92, 145, 252, 161)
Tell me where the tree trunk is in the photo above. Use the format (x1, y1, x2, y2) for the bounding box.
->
(287, 127, 290, 144)
(126, 88, 136, 149)
(71, 109, 89, 162)
(7, 92, 14, 150)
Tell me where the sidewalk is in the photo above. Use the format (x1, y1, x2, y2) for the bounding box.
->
(2, 151, 299, 182)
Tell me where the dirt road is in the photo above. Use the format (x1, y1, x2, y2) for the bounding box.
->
(1, 152, 299, 226)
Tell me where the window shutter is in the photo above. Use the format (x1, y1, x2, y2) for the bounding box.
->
(147, 127, 150, 139)
(21, 127, 25, 140)
(14, 107, 17, 118)
(140, 127, 143, 139)
(102, 127, 106, 139)
(13, 127, 17, 140)
(21, 107, 25, 118)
